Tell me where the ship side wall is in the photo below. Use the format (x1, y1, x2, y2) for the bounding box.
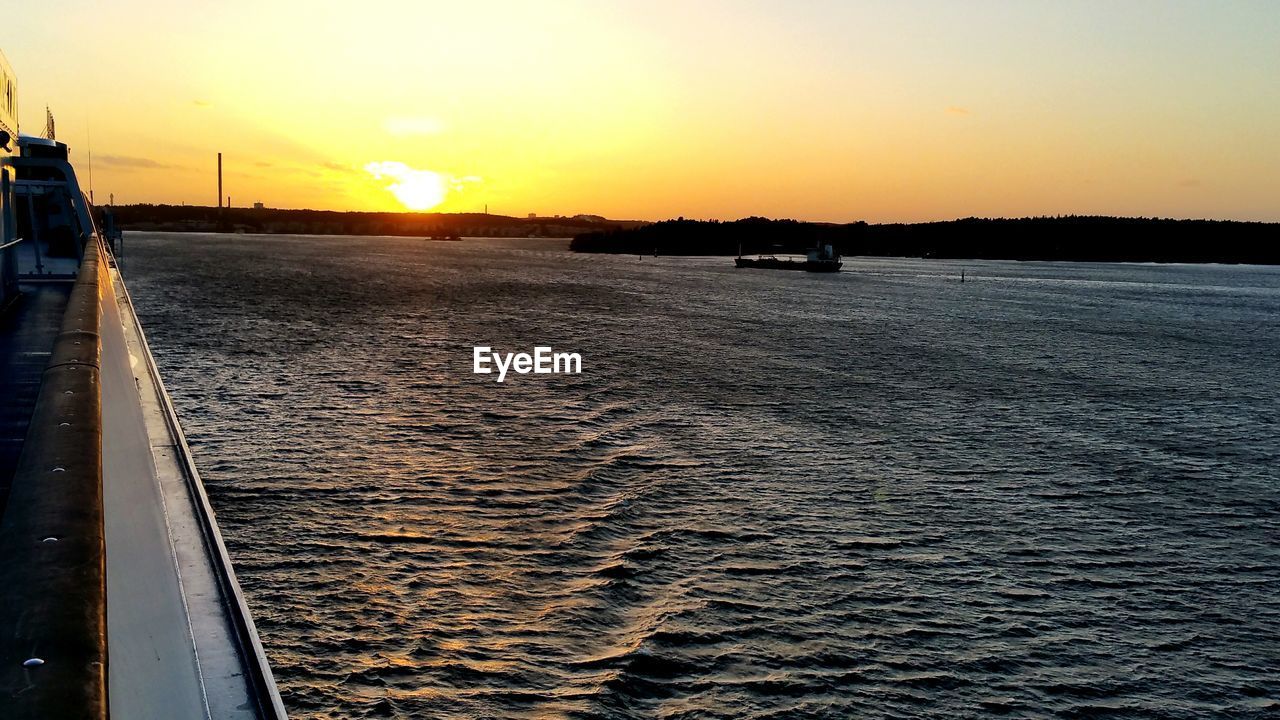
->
(0, 239, 108, 719)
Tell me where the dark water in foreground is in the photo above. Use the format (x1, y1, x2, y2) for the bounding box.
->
(125, 233, 1279, 719)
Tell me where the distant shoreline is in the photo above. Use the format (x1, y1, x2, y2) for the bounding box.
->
(106, 204, 646, 239)
(571, 216, 1280, 265)
(106, 206, 1280, 265)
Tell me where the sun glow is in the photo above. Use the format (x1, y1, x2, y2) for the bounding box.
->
(6, 2, 1278, 221)
(364, 161, 447, 211)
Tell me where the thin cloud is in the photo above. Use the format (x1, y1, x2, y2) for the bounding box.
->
(384, 116, 445, 136)
(945, 106, 970, 116)
(449, 175, 483, 191)
(96, 155, 180, 170)
(322, 162, 356, 174)
(193, 100, 212, 108)
(1179, 178, 1201, 187)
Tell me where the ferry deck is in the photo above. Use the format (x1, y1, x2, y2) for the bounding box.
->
(0, 49, 286, 719)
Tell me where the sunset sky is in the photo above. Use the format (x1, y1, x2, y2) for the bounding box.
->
(6, 1, 1278, 221)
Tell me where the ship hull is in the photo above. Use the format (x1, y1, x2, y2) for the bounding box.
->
(734, 257, 842, 272)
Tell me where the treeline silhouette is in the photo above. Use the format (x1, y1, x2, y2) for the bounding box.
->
(572, 216, 1280, 264)
(107, 204, 635, 238)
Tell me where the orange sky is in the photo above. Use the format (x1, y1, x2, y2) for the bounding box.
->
(6, 1, 1279, 221)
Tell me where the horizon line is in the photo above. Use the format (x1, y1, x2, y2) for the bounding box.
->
(104, 203, 1280, 226)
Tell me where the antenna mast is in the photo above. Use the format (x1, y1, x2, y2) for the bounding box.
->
(86, 122, 94, 204)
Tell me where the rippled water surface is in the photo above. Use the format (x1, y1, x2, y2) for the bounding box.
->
(124, 233, 1280, 719)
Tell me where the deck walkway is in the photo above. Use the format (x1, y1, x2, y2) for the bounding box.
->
(0, 281, 71, 518)
(103, 265, 286, 719)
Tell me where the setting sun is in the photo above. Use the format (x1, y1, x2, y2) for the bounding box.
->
(364, 161, 447, 211)
(5, 1, 1279, 221)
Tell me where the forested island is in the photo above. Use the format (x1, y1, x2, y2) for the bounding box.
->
(107, 204, 645, 238)
(571, 216, 1280, 264)
(107, 206, 1279, 264)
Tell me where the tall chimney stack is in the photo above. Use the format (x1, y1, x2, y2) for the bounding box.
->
(217, 152, 223, 209)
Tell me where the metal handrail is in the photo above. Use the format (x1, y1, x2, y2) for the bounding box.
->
(0, 235, 20, 251)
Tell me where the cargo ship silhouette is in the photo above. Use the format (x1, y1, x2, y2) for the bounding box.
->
(734, 242, 842, 272)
